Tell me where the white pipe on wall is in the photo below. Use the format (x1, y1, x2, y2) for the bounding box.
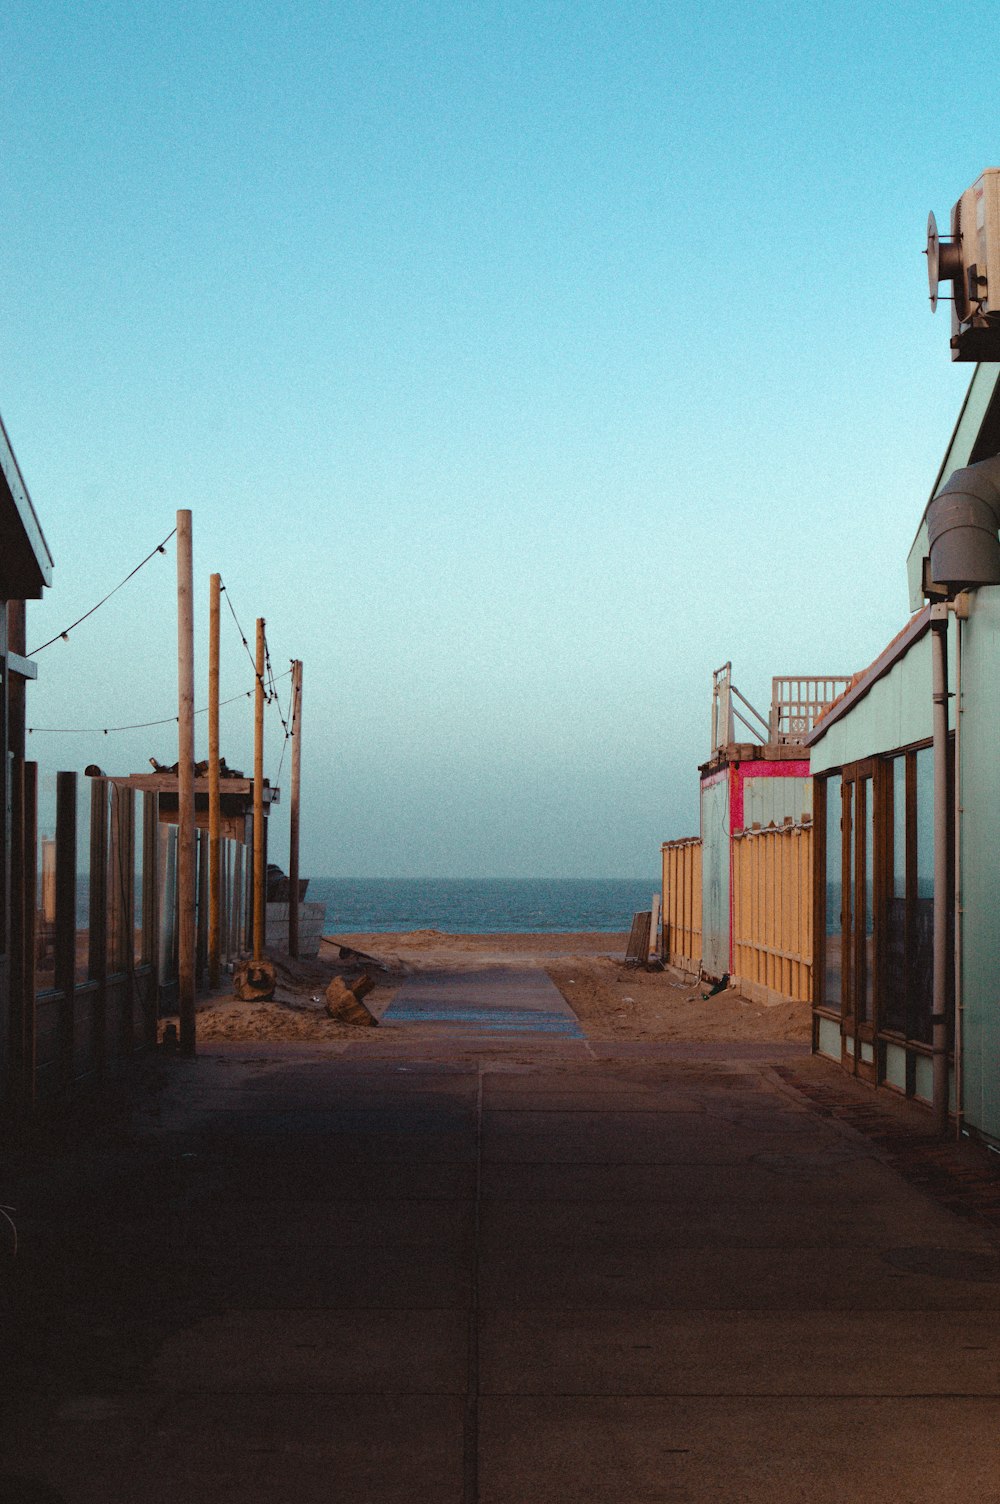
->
(953, 600, 967, 1138)
(930, 603, 951, 1135)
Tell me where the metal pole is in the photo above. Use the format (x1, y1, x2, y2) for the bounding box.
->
(288, 659, 302, 958)
(253, 618, 266, 963)
(208, 573, 221, 988)
(176, 509, 197, 1055)
(930, 603, 950, 1135)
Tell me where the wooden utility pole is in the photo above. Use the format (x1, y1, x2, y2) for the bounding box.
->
(253, 617, 266, 962)
(176, 509, 196, 1055)
(288, 659, 303, 958)
(208, 573, 221, 988)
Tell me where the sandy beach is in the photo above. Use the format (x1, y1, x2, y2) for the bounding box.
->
(184, 930, 811, 1045)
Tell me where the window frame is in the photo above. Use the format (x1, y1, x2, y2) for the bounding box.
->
(813, 736, 953, 1083)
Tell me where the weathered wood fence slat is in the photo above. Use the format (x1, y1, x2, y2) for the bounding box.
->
(26, 771, 251, 1101)
(731, 823, 813, 1004)
(661, 837, 702, 975)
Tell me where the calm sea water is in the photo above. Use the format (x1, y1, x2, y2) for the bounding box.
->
(307, 878, 659, 935)
(68, 875, 659, 934)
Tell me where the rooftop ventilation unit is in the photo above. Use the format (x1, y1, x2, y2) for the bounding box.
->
(927, 168, 1000, 360)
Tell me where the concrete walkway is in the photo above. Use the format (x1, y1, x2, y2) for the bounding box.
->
(2, 970, 1000, 1502)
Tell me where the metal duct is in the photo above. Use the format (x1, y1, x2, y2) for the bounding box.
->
(926, 453, 1000, 592)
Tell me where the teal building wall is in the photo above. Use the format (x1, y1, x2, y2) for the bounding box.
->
(950, 584, 1000, 1144)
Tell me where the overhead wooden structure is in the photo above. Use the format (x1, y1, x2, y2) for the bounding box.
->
(106, 771, 280, 842)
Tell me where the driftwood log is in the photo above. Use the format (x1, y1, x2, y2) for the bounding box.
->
(232, 957, 277, 1001)
(325, 971, 379, 1026)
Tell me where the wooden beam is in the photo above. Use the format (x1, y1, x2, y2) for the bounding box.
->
(253, 618, 265, 963)
(89, 777, 108, 1077)
(10, 760, 38, 1112)
(107, 773, 278, 801)
(54, 771, 77, 1088)
(118, 788, 136, 1053)
(176, 509, 196, 1055)
(6, 651, 37, 680)
(142, 790, 160, 1046)
(288, 659, 302, 959)
(208, 572, 221, 988)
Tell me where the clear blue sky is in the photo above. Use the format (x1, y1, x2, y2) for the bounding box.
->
(1, 0, 989, 876)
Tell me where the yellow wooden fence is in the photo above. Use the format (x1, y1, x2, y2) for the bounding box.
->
(731, 822, 813, 1004)
(660, 837, 702, 974)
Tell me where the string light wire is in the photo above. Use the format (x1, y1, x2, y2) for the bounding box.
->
(272, 668, 296, 786)
(29, 528, 177, 656)
(27, 670, 292, 736)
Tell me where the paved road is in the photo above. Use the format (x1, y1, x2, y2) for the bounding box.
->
(2, 967, 1000, 1502)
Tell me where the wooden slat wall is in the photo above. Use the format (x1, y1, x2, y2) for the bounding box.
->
(661, 838, 702, 973)
(731, 823, 813, 1003)
(26, 771, 255, 1106)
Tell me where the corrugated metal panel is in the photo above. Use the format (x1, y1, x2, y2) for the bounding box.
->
(743, 776, 812, 831)
(700, 774, 730, 979)
(661, 838, 701, 972)
(731, 823, 813, 1003)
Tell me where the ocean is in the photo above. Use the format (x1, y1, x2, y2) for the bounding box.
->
(67, 875, 659, 935)
(306, 877, 659, 935)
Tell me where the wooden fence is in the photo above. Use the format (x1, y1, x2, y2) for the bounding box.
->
(731, 821, 813, 1005)
(27, 769, 249, 1102)
(660, 837, 702, 975)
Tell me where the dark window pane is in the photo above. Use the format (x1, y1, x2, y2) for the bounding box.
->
(911, 747, 934, 1043)
(893, 756, 906, 898)
(862, 778, 874, 1024)
(882, 756, 907, 1033)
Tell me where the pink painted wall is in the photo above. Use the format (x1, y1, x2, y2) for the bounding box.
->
(730, 760, 809, 832)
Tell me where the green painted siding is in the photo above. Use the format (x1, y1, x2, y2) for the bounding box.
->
(906, 365, 1000, 611)
(953, 583, 1000, 1144)
(744, 776, 812, 830)
(811, 587, 999, 1144)
(809, 632, 945, 774)
(700, 774, 730, 980)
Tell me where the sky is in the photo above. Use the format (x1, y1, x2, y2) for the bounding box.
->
(0, 0, 991, 877)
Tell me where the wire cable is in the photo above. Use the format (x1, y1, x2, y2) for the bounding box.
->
(219, 580, 268, 689)
(26, 670, 292, 736)
(28, 528, 177, 655)
(272, 669, 296, 786)
(263, 630, 290, 736)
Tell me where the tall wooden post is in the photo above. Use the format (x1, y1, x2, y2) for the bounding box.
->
(10, 760, 38, 1112)
(54, 771, 77, 1089)
(176, 509, 196, 1055)
(208, 573, 221, 988)
(253, 618, 266, 963)
(142, 790, 160, 1045)
(22, 762, 38, 1109)
(288, 659, 303, 958)
(89, 777, 108, 1077)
